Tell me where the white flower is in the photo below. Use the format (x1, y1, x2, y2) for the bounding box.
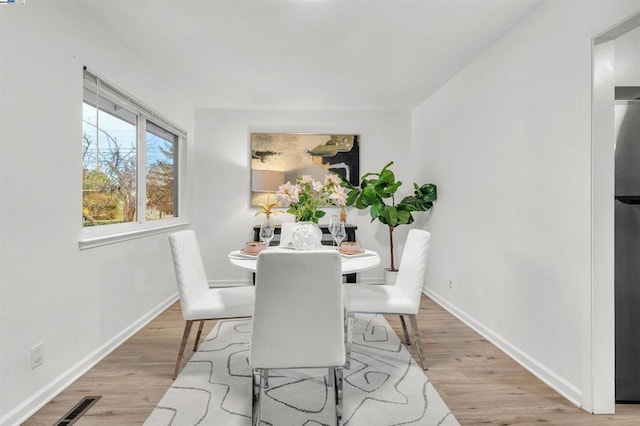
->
(329, 185, 347, 206)
(274, 173, 347, 222)
(275, 182, 299, 206)
(325, 174, 341, 186)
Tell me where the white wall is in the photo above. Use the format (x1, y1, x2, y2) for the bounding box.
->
(0, 3, 193, 424)
(0, 7, 3, 419)
(191, 109, 414, 284)
(412, 0, 640, 412)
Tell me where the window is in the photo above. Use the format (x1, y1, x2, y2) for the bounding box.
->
(82, 69, 183, 230)
(145, 121, 178, 220)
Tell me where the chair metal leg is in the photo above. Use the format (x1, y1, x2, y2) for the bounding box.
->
(408, 314, 427, 370)
(193, 320, 205, 351)
(345, 312, 354, 369)
(252, 368, 262, 426)
(399, 315, 411, 345)
(334, 367, 344, 426)
(264, 368, 269, 389)
(328, 367, 335, 388)
(174, 320, 194, 379)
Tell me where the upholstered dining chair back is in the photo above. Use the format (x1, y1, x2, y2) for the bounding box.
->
(394, 229, 432, 315)
(168, 230, 210, 320)
(251, 250, 345, 368)
(250, 249, 345, 425)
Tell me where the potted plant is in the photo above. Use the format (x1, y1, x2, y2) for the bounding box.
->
(342, 161, 437, 273)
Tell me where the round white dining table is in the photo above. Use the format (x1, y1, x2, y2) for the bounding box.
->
(228, 246, 380, 275)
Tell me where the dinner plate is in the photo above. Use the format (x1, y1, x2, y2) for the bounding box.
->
(340, 249, 374, 258)
(228, 250, 260, 259)
(339, 248, 365, 255)
(240, 249, 262, 256)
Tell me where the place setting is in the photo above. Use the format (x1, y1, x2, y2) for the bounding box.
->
(227, 217, 381, 278)
(228, 219, 275, 259)
(229, 216, 376, 261)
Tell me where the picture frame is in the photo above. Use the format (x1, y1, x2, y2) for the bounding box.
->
(250, 132, 360, 207)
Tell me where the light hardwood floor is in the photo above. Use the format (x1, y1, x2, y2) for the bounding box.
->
(24, 295, 640, 425)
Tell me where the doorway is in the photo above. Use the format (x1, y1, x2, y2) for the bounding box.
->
(592, 11, 640, 414)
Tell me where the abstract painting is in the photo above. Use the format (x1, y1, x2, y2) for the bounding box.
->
(250, 133, 360, 206)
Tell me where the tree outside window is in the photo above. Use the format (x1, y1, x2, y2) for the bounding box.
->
(146, 121, 177, 221)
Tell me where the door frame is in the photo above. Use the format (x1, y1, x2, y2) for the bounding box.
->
(590, 11, 640, 414)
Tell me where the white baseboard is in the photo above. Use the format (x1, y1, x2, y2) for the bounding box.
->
(210, 279, 252, 287)
(423, 287, 583, 408)
(1, 293, 179, 426)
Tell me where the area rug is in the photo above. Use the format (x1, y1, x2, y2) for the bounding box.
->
(145, 314, 458, 425)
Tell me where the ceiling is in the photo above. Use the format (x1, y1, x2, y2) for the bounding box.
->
(78, 0, 542, 111)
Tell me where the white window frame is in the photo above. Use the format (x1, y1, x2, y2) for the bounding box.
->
(79, 68, 188, 250)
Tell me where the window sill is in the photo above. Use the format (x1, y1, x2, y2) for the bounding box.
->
(78, 221, 189, 250)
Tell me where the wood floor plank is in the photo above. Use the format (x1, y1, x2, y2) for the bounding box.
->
(24, 295, 640, 425)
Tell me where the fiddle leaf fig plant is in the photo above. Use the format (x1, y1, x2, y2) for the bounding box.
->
(342, 161, 437, 271)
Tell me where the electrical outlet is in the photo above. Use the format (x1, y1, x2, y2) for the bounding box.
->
(31, 342, 44, 369)
(449, 280, 454, 290)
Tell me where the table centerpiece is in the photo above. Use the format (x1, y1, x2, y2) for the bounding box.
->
(275, 173, 347, 224)
(275, 173, 348, 249)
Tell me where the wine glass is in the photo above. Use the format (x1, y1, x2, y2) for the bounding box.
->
(333, 222, 346, 249)
(260, 219, 275, 247)
(328, 214, 340, 247)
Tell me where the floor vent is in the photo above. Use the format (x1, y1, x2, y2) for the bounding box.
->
(54, 396, 101, 426)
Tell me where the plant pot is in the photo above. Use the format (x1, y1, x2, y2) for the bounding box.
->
(384, 268, 399, 285)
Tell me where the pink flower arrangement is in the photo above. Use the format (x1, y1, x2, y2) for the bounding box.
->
(275, 174, 347, 223)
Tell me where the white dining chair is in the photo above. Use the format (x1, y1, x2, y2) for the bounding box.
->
(168, 230, 255, 379)
(250, 250, 345, 426)
(344, 229, 431, 370)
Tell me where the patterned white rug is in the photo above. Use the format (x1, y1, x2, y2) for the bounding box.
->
(145, 314, 458, 425)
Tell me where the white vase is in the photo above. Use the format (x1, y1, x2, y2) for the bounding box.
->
(384, 268, 399, 285)
(291, 222, 323, 250)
